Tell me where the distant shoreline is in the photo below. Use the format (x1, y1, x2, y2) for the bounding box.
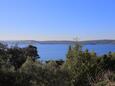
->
(0, 39, 115, 45)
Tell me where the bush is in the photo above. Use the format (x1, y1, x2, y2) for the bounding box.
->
(0, 43, 115, 86)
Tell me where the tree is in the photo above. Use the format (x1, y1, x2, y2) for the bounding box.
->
(112, 52, 115, 57)
(25, 45, 40, 61)
(66, 45, 74, 67)
(90, 50, 97, 58)
(7, 45, 40, 70)
(65, 40, 82, 70)
(8, 47, 27, 70)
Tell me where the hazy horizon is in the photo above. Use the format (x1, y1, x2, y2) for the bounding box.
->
(0, 0, 115, 40)
(0, 39, 115, 41)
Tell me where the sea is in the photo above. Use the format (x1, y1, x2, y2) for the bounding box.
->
(16, 44, 115, 61)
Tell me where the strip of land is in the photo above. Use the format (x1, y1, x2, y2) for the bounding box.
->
(0, 40, 115, 45)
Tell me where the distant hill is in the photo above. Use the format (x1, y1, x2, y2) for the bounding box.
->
(0, 40, 115, 45)
(38, 41, 74, 44)
(80, 40, 115, 45)
(38, 40, 115, 44)
(0, 40, 39, 46)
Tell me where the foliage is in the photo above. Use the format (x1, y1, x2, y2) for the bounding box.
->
(0, 43, 115, 86)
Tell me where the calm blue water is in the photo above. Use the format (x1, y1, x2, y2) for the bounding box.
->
(12, 44, 115, 61)
(38, 44, 69, 61)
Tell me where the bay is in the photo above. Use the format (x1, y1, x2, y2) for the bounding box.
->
(19, 44, 115, 61)
(9, 44, 115, 61)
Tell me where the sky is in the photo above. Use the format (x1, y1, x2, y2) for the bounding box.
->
(0, 0, 115, 41)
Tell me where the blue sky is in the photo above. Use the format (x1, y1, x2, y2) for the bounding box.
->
(0, 0, 115, 41)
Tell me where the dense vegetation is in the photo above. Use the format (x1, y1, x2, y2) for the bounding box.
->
(0, 42, 115, 86)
